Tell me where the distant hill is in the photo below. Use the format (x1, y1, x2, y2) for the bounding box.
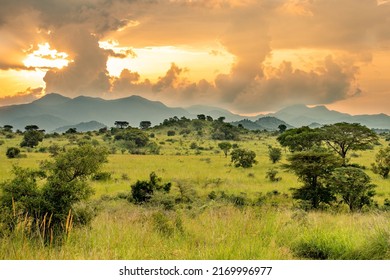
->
(185, 105, 244, 122)
(53, 121, 107, 133)
(0, 93, 389, 131)
(270, 104, 390, 129)
(0, 93, 191, 131)
(232, 116, 292, 131)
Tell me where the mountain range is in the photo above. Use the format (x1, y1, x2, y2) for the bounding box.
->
(0, 93, 389, 132)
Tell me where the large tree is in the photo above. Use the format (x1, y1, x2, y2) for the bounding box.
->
(277, 126, 322, 152)
(328, 167, 376, 211)
(321, 123, 378, 165)
(284, 149, 341, 209)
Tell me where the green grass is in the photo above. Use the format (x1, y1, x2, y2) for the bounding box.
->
(0, 132, 390, 259)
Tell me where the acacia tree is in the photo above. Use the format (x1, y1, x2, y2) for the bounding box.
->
(218, 142, 232, 157)
(277, 126, 322, 152)
(328, 167, 376, 211)
(372, 147, 390, 179)
(284, 149, 341, 209)
(114, 121, 129, 129)
(321, 123, 378, 165)
(139, 121, 152, 130)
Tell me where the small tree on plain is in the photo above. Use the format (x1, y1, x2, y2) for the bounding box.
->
(140, 121, 152, 130)
(321, 123, 378, 165)
(372, 147, 390, 179)
(20, 130, 44, 148)
(231, 148, 257, 168)
(114, 121, 129, 129)
(268, 146, 282, 164)
(218, 142, 232, 157)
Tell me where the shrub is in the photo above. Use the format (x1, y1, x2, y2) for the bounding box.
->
(372, 147, 390, 179)
(92, 172, 112, 181)
(266, 168, 282, 182)
(0, 145, 108, 242)
(131, 172, 171, 203)
(6, 147, 20, 158)
(268, 146, 282, 164)
(167, 130, 176, 136)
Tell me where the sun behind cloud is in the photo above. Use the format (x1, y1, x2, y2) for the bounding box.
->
(23, 43, 71, 69)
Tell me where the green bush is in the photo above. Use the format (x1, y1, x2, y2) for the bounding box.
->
(231, 148, 257, 168)
(6, 147, 21, 158)
(131, 172, 171, 203)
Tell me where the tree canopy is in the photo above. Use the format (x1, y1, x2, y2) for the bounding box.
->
(321, 123, 378, 165)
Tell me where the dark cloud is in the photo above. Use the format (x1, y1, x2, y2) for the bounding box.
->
(44, 27, 111, 97)
(226, 57, 359, 112)
(1, 0, 390, 113)
(0, 87, 43, 106)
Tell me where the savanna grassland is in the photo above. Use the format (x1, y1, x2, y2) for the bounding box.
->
(0, 122, 390, 260)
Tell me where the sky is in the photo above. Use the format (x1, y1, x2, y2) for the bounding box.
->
(0, 0, 389, 115)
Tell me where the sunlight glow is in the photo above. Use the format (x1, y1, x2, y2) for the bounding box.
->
(100, 40, 234, 81)
(23, 43, 70, 69)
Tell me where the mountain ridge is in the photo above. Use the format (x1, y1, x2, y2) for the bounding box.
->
(0, 93, 389, 131)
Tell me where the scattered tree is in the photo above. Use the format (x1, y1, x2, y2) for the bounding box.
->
(277, 126, 322, 152)
(278, 124, 287, 133)
(65, 127, 77, 134)
(218, 142, 232, 157)
(140, 121, 152, 130)
(329, 167, 376, 211)
(197, 114, 206, 121)
(25, 125, 39, 131)
(284, 149, 341, 209)
(231, 148, 257, 168)
(114, 121, 129, 129)
(268, 146, 282, 164)
(206, 116, 213, 122)
(3, 125, 13, 132)
(372, 147, 390, 179)
(20, 129, 44, 148)
(321, 123, 378, 165)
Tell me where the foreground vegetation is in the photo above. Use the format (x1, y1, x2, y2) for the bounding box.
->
(0, 119, 389, 259)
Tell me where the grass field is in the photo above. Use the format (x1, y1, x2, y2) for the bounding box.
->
(0, 130, 389, 260)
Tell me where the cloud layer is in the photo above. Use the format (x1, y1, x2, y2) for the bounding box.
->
(1, 0, 390, 113)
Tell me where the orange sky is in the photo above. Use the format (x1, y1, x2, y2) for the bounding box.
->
(0, 0, 389, 115)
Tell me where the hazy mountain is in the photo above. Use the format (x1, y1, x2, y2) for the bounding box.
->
(185, 105, 245, 122)
(53, 121, 107, 133)
(0, 93, 191, 131)
(232, 116, 292, 131)
(10, 114, 71, 132)
(270, 104, 390, 129)
(1, 94, 389, 131)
